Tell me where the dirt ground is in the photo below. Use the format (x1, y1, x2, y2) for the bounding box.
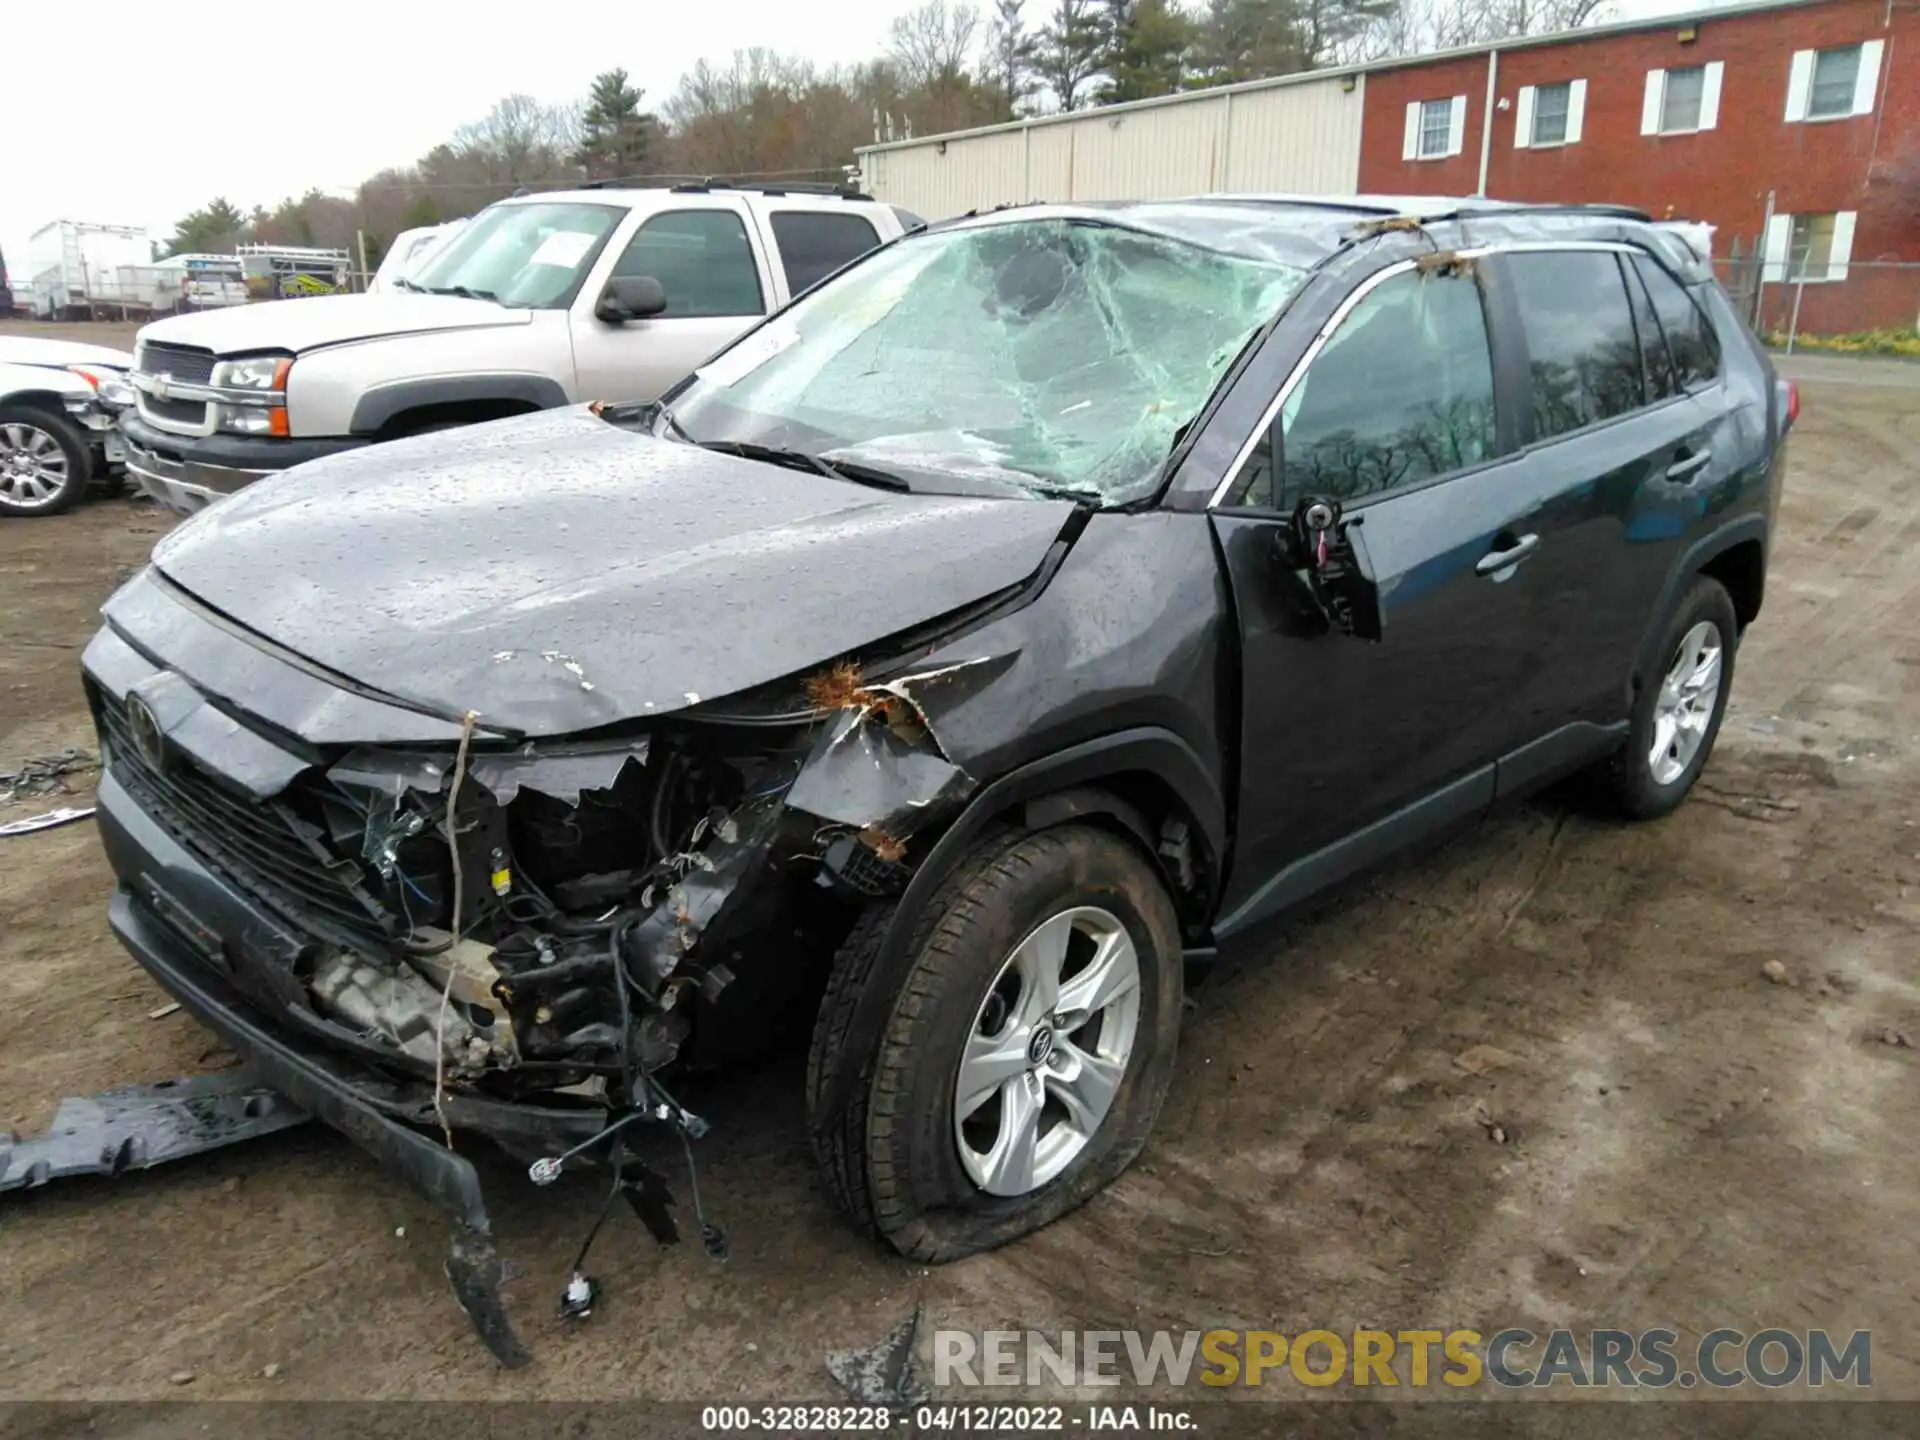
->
(2, 326, 1917, 1406)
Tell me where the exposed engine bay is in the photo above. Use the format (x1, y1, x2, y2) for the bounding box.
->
(293, 676, 971, 1110)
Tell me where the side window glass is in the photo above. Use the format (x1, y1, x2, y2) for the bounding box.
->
(1626, 260, 1678, 402)
(769, 212, 881, 295)
(1632, 254, 1720, 392)
(612, 210, 763, 318)
(1507, 251, 1644, 439)
(1248, 268, 1495, 508)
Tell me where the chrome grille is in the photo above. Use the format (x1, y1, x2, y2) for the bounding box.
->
(136, 341, 217, 385)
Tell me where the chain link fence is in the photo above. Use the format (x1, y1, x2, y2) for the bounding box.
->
(1714, 246, 1920, 355)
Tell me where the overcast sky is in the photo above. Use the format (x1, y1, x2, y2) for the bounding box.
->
(5, 0, 1709, 272)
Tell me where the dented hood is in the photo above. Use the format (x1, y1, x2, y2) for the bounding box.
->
(150, 407, 1072, 736)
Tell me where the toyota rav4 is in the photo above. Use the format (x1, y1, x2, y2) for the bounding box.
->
(84, 195, 1789, 1365)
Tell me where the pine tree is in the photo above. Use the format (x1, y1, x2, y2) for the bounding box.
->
(1035, 0, 1108, 110)
(574, 68, 660, 181)
(986, 0, 1040, 117)
(1100, 0, 1198, 103)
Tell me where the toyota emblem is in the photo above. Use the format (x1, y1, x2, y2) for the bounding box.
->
(124, 694, 167, 773)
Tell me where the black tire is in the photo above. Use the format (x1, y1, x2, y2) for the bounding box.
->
(845, 825, 1182, 1263)
(807, 826, 1024, 1232)
(0, 404, 92, 518)
(1597, 576, 1739, 819)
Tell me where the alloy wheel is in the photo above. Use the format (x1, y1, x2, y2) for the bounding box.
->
(0, 423, 72, 509)
(1650, 620, 1723, 785)
(953, 905, 1142, 1198)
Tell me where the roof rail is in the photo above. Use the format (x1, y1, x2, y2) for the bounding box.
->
(577, 173, 873, 201)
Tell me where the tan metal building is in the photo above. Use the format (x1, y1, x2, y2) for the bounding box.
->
(856, 70, 1368, 219)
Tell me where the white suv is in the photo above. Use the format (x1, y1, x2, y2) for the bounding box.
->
(121, 185, 916, 513)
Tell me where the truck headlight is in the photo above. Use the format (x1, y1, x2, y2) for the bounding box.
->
(211, 355, 293, 391)
(217, 403, 290, 436)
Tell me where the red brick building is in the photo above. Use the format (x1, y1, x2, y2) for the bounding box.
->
(1359, 0, 1919, 332)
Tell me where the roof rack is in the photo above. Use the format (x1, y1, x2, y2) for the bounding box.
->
(577, 174, 874, 201)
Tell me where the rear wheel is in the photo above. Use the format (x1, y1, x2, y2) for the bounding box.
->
(0, 405, 91, 517)
(811, 825, 1183, 1264)
(1597, 576, 1738, 819)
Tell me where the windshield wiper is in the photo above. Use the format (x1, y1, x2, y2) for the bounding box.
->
(698, 440, 912, 492)
(1016, 478, 1105, 505)
(390, 276, 421, 292)
(423, 284, 500, 303)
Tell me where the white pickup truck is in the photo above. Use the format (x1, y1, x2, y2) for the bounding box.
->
(121, 185, 918, 513)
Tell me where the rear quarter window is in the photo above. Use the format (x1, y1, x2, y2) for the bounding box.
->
(1632, 254, 1721, 391)
(769, 212, 882, 295)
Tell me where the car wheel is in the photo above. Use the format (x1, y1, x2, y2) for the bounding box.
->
(1602, 576, 1739, 819)
(0, 405, 92, 517)
(836, 824, 1183, 1263)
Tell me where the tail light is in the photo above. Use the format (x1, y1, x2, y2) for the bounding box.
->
(1778, 378, 1800, 432)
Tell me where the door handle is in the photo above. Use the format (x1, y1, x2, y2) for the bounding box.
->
(1665, 448, 1712, 482)
(1475, 532, 1539, 577)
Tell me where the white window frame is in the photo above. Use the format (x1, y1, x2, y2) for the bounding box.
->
(1402, 95, 1468, 161)
(1762, 210, 1857, 283)
(1641, 62, 1723, 135)
(1515, 79, 1587, 148)
(1784, 40, 1883, 123)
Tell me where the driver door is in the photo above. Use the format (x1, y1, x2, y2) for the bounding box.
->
(1209, 260, 1558, 932)
(568, 201, 777, 403)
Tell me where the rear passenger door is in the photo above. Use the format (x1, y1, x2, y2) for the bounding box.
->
(1479, 246, 1732, 787)
(753, 205, 885, 304)
(568, 202, 777, 402)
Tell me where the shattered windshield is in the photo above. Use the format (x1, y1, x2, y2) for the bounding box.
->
(667, 218, 1305, 505)
(408, 201, 622, 309)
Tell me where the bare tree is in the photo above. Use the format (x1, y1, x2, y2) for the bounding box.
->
(1344, 0, 1612, 60)
(889, 0, 984, 90)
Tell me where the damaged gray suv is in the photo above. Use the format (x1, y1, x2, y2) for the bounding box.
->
(84, 194, 1790, 1365)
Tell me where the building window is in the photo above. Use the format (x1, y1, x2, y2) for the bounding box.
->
(1531, 83, 1571, 144)
(1661, 66, 1705, 130)
(1809, 46, 1862, 116)
(1763, 211, 1858, 283)
(1789, 214, 1837, 280)
(1402, 96, 1466, 160)
(1786, 42, 1882, 122)
(1516, 79, 1586, 148)
(1642, 62, 1724, 136)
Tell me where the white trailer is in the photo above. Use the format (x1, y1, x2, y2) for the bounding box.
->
(26, 221, 157, 319)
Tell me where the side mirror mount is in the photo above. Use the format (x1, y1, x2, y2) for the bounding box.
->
(1268, 492, 1384, 642)
(596, 275, 667, 324)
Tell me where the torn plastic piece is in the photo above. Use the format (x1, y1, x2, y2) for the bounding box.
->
(0, 806, 96, 837)
(827, 1306, 931, 1407)
(787, 709, 974, 832)
(615, 1148, 683, 1246)
(0, 1074, 310, 1192)
(327, 747, 448, 797)
(446, 1225, 532, 1369)
(467, 737, 650, 806)
(0, 748, 95, 804)
(818, 832, 912, 899)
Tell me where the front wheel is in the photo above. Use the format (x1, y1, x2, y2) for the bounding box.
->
(0, 405, 92, 517)
(846, 825, 1184, 1263)
(1598, 576, 1739, 819)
